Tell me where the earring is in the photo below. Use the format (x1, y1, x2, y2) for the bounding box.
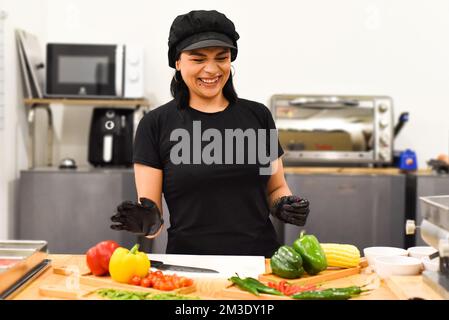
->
(231, 65, 236, 77)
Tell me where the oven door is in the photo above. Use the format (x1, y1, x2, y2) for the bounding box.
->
(275, 101, 376, 164)
(45, 44, 122, 98)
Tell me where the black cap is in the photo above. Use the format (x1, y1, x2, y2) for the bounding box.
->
(168, 10, 240, 68)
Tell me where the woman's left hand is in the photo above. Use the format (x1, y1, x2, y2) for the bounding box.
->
(270, 195, 310, 226)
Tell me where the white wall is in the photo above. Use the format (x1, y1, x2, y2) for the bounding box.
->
(1, 0, 449, 239)
(44, 0, 449, 167)
(0, 0, 46, 239)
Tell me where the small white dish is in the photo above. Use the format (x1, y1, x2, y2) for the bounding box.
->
(375, 256, 423, 279)
(363, 247, 408, 268)
(423, 258, 440, 272)
(407, 246, 437, 259)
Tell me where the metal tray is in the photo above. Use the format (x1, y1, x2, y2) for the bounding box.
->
(0, 240, 48, 251)
(420, 195, 449, 230)
(0, 240, 48, 298)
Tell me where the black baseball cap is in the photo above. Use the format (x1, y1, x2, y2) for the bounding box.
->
(168, 10, 240, 68)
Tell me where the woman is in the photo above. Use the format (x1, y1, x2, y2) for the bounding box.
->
(111, 10, 310, 257)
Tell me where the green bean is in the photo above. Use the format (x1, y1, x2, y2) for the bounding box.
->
(96, 288, 199, 300)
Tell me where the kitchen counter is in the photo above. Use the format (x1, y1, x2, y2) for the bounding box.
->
(10, 255, 443, 300)
(283, 167, 434, 175)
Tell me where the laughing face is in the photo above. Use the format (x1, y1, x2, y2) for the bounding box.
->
(176, 47, 231, 107)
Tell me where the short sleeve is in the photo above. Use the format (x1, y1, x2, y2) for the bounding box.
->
(133, 112, 163, 169)
(264, 104, 284, 161)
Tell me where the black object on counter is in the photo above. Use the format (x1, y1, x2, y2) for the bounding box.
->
(88, 108, 134, 167)
(427, 159, 449, 174)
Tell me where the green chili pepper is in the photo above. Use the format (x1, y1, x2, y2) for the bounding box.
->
(229, 276, 260, 296)
(244, 277, 283, 296)
(291, 286, 363, 300)
(292, 231, 328, 275)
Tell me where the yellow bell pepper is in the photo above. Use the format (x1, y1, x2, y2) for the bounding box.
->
(109, 244, 150, 283)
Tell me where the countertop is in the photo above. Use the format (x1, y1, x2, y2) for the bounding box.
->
(23, 166, 441, 176)
(10, 255, 444, 300)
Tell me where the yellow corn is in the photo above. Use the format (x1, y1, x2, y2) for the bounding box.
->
(320, 243, 361, 268)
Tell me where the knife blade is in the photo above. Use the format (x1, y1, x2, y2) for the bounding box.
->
(150, 260, 219, 273)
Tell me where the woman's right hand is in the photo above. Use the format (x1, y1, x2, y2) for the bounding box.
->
(110, 197, 164, 237)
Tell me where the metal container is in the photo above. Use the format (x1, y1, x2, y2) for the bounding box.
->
(420, 195, 449, 230)
(0, 240, 48, 299)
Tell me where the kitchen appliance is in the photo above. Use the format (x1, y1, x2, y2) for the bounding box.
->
(45, 43, 144, 98)
(406, 195, 449, 299)
(88, 108, 136, 167)
(271, 94, 394, 165)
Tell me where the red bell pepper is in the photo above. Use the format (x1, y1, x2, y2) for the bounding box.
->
(86, 240, 120, 276)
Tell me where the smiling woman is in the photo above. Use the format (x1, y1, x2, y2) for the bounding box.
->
(175, 47, 232, 111)
(110, 10, 311, 257)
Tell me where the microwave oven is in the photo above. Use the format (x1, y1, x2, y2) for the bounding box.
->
(271, 94, 394, 165)
(45, 43, 144, 99)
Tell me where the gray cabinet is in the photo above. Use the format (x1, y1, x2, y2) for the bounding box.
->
(17, 168, 145, 254)
(415, 174, 449, 245)
(283, 173, 406, 250)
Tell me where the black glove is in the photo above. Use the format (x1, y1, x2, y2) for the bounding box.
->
(270, 195, 310, 226)
(110, 197, 164, 236)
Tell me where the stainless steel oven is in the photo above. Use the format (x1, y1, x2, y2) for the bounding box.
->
(271, 94, 394, 165)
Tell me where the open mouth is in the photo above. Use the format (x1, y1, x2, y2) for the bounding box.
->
(198, 75, 221, 86)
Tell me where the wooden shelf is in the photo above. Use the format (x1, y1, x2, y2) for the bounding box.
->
(24, 98, 150, 107)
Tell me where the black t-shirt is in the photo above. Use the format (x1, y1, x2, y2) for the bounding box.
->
(133, 98, 284, 257)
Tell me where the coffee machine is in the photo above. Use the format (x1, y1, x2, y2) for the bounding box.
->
(88, 107, 136, 167)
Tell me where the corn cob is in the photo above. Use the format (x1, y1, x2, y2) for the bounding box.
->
(320, 243, 361, 268)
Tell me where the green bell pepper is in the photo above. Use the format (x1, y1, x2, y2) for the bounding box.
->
(292, 231, 327, 275)
(270, 245, 304, 279)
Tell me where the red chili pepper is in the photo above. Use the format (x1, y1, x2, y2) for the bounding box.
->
(85, 240, 120, 276)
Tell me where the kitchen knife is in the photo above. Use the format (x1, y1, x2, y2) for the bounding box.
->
(150, 260, 219, 273)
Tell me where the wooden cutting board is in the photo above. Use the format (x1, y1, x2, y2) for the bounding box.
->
(221, 259, 368, 300)
(258, 258, 368, 286)
(50, 266, 196, 297)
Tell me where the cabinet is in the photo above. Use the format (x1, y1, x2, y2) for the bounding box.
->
(283, 172, 406, 250)
(16, 168, 150, 254)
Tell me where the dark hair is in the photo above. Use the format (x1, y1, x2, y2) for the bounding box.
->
(170, 70, 238, 110)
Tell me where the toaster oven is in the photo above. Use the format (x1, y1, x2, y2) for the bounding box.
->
(271, 94, 394, 165)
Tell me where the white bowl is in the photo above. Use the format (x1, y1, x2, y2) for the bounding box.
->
(363, 247, 408, 268)
(375, 256, 423, 279)
(407, 246, 437, 259)
(423, 258, 440, 272)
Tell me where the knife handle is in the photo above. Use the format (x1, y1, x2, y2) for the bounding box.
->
(149, 260, 163, 268)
